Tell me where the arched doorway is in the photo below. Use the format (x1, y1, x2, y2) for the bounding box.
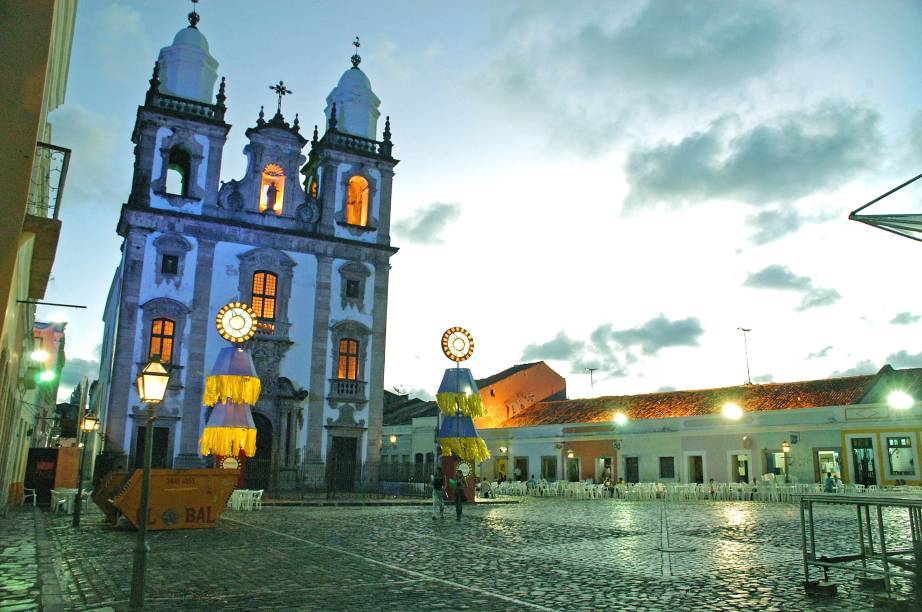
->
(245, 412, 272, 490)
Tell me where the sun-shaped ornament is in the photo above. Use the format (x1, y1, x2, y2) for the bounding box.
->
(441, 327, 474, 362)
(215, 301, 257, 344)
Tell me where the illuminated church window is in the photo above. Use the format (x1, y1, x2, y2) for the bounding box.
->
(165, 147, 191, 196)
(309, 176, 319, 199)
(259, 163, 286, 215)
(251, 271, 277, 321)
(337, 338, 359, 380)
(149, 318, 175, 363)
(346, 176, 369, 226)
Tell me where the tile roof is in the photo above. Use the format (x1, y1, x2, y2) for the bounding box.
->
(475, 362, 542, 389)
(499, 366, 922, 428)
(383, 399, 438, 426)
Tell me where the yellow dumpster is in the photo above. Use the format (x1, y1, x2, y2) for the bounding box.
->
(104, 469, 239, 531)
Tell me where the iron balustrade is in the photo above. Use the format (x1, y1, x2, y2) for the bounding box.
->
(28, 142, 70, 220)
(319, 130, 393, 159)
(328, 378, 366, 401)
(148, 91, 226, 122)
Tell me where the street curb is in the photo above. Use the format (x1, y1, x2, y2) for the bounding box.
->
(34, 508, 67, 611)
(262, 499, 519, 508)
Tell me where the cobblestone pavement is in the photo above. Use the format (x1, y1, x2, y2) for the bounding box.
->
(0, 508, 41, 611)
(43, 498, 919, 611)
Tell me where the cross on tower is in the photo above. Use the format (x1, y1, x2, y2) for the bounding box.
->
(188, 0, 200, 28)
(269, 80, 292, 115)
(351, 36, 362, 68)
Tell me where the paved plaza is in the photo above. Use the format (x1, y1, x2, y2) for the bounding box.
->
(6, 498, 919, 610)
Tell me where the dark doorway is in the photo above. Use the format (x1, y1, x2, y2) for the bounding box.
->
(625, 457, 639, 484)
(24, 448, 58, 506)
(329, 436, 358, 492)
(134, 426, 170, 469)
(851, 438, 877, 486)
(514, 457, 529, 481)
(246, 412, 273, 491)
(688, 455, 704, 484)
(566, 457, 580, 482)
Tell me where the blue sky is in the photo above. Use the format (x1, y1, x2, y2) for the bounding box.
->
(46, 1, 922, 401)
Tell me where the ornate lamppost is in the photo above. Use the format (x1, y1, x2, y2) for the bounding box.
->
(130, 357, 170, 609)
(71, 399, 99, 528)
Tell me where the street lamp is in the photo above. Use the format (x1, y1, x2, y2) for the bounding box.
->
(613, 412, 628, 426)
(722, 402, 743, 420)
(388, 433, 397, 445)
(130, 357, 170, 610)
(781, 441, 791, 483)
(888, 391, 914, 410)
(72, 409, 99, 528)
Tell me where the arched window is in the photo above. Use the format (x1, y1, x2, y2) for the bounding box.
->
(165, 147, 191, 196)
(149, 318, 175, 363)
(251, 271, 277, 321)
(337, 338, 359, 380)
(259, 163, 286, 215)
(346, 176, 369, 226)
(309, 176, 319, 199)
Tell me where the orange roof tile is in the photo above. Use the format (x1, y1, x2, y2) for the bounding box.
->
(499, 369, 919, 428)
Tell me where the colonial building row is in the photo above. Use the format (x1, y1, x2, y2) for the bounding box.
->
(381, 363, 922, 487)
(95, 13, 398, 490)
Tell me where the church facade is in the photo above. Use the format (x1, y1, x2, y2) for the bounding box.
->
(95, 14, 397, 489)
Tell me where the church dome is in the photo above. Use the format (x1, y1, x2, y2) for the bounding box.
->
(325, 66, 381, 140)
(156, 25, 219, 104)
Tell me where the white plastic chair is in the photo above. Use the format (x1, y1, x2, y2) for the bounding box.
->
(22, 488, 36, 507)
(252, 489, 264, 510)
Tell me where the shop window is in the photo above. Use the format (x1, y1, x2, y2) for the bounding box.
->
(659, 456, 675, 479)
(149, 318, 175, 363)
(887, 437, 915, 475)
(165, 147, 190, 196)
(259, 163, 286, 215)
(337, 338, 359, 380)
(251, 271, 277, 321)
(346, 176, 369, 226)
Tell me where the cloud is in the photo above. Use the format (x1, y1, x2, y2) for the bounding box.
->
(520, 314, 703, 379)
(50, 105, 122, 211)
(744, 265, 812, 291)
(746, 209, 804, 245)
(743, 264, 840, 311)
(624, 100, 882, 211)
(521, 332, 584, 362)
(93, 4, 154, 84)
(657, 386, 676, 393)
(807, 345, 834, 360)
(752, 374, 774, 383)
(885, 350, 922, 369)
(606, 314, 704, 355)
(830, 360, 878, 377)
(391, 386, 434, 402)
(392, 202, 461, 245)
(890, 312, 921, 325)
(59, 357, 100, 391)
(484, 1, 794, 155)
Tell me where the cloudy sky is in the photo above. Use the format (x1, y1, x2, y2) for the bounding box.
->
(46, 0, 922, 402)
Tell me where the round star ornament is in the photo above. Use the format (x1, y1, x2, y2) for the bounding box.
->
(441, 327, 474, 362)
(215, 302, 257, 343)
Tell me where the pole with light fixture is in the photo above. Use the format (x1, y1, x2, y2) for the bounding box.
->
(781, 440, 791, 483)
(72, 377, 98, 528)
(129, 357, 170, 610)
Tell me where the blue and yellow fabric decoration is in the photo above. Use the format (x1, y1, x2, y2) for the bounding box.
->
(438, 415, 491, 464)
(200, 400, 257, 457)
(435, 367, 484, 417)
(202, 346, 261, 407)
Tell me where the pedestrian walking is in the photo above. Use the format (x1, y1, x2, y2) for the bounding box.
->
(450, 469, 467, 521)
(431, 467, 446, 520)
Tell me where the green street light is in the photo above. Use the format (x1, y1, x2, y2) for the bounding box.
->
(39, 370, 55, 382)
(888, 391, 914, 410)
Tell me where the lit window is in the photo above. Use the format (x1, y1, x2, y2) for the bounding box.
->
(165, 148, 191, 196)
(346, 176, 369, 226)
(259, 163, 286, 215)
(149, 318, 175, 363)
(337, 338, 359, 380)
(251, 271, 277, 321)
(309, 177, 319, 199)
(887, 437, 915, 475)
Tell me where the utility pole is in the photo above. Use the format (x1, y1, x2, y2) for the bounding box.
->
(586, 368, 598, 397)
(737, 327, 752, 385)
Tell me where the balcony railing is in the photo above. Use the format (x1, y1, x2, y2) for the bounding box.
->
(148, 91, 226, 122)
(27, 142, 70, 220)
(328, 378, 367, 402)
(319, 130, 393, 160)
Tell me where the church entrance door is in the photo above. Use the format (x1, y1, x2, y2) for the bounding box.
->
(245, 413, 272, 491)
(329, 436, 358, 492)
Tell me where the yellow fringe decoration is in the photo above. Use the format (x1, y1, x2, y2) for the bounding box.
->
(438, 436, 491, 464)
(200, 427, 257, 458)
(436, 392, 484, 418)
(202, 375, 262, 407)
